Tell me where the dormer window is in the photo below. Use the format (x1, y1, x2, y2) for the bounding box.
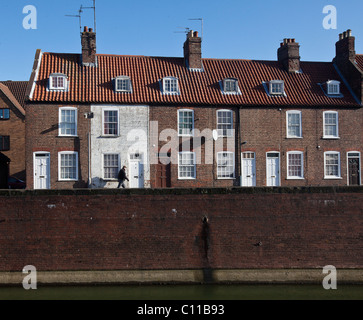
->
(49, 73, 67, 91)
(326, 80, 340, 95)
(115, 76, 132, 93)
(162, 77, 179, 95)
(223, 78, 239, 94)
(269, 80, 285, 95)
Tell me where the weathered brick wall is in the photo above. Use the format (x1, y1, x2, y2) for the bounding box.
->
(0, 187, 362, 272)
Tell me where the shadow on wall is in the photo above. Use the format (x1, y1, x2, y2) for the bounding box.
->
(90, 177, 119, 189)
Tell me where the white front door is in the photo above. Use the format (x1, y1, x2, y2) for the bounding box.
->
(129, 153, 144, 188)
(266, 152, 280, 186)
(241, 152, 256, 186)
(34, 153, 50, 189)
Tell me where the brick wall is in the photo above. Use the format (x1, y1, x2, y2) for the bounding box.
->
(25, 103, 90, 189)
(150, 105, 240, 188)
(0, 91, 25, 179)
(240, 107, 363, 186)
(0, 187, 362, 272)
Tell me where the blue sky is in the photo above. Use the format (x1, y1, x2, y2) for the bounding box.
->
(0, 0, 362, 80)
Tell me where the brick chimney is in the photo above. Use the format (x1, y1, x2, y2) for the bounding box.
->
(335, 29, 356, 67)
(334, 29, 362, 104)
(81, 26, 97, 66)
(277, 38, 300, 73)
(183, 30, 202, 70)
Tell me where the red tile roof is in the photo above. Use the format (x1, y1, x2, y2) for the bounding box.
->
(356, 54, 363, 73)
(29, 52, 359, 107)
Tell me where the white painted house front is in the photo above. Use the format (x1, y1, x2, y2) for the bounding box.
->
(89, 104, 150, 188)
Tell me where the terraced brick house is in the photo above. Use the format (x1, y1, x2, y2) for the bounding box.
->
(25, 27, 362, 189)
(0, 81, 28, 184)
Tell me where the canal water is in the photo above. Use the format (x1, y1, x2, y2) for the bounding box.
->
(1, 284, 363, 300)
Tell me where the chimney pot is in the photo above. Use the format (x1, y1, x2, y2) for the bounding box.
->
(347, 29, 352, 37)
(89, 28, 93, 32)
(343, 31, 347, 38)
(84, 26, 88, 32)
(339, 33, 343, 40)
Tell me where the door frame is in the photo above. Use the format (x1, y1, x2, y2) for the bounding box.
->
(347, 151, 361, 186)
(33, 151, 51, 189)
(266, 151, 280, 187)
(129, 152, 144, 188)
(241, 152, 256, 187)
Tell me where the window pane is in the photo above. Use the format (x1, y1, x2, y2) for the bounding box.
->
(60, 109, 76, 135)
(288, 113, 301, 137)
(0, 136, 10, 151)
(178, 110, 193, 135)
(217, 152, 234, 178)
(104, 154, 119, 179)
(60, 153, 77, 180)
(104, 110, 118, 135)
(217, 111, 233, 137)
(324, 113, 338, 137)
(178, 153, 195, 178)
(325, 153, 339, 177)
(288, 153, 303, 178)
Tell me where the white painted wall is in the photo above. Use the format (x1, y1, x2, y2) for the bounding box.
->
(90, 104, 150, 188)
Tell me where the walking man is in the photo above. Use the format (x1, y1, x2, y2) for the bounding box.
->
(117, 166, 129, 188)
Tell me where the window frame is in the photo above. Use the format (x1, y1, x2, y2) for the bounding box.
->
(115, 76, 132, 93)
(102, 153, 120, 180)
(286, 110, 302, 138)
(58, 107, 78, 137)
(269, 80, 285, 95)
(178, 151, 196, 180)
(102, 108, 119, 137)
(217, 109, 234, 137)
(58, 151, 78, 181)
(323, 111, 339, 139)
(162, 76, 179, 95)
(326, 80, 341, 95)
(0, 109, 10, 120)
(324, 151, 341, 179)
(286, 151, 304, 179)
(0, 135, 10, 151)
(217, 151, 235, 179)
(222, 78, 240, 94)
(178, 109, 194, 137)
(49, 73, 68, 91)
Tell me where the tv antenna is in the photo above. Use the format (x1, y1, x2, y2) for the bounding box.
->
(65, 6, 83, 37)
(174, 27, 190, 34)
(65, 1, 96, 37)
(188, 18, 203, 40)
(81, 0, 97, 32)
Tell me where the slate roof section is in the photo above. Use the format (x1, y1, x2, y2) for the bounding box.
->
(0, 83, 26, 116)
(0, 81, 28, 108)
(356, 54, 363, 72)
(29, 52, 360, 107)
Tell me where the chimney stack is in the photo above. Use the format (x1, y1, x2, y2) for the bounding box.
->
(81, 26, 97, 66)
(335, 29, 355, 65)
(183, 30, 202, 70)
(277, 38, 300, 73)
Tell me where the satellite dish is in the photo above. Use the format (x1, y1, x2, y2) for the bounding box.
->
(212, 130, 218, 141)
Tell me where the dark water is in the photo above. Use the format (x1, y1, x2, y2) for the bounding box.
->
(1, 284, 363, 300)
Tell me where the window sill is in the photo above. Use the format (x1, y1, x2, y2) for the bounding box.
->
(100, 135, 120, 138)
(178, 177, 196, 180)
(217, 177, 235, 180)
(57, 135, 78, 138)
(322, 137, 340, 140)
(286, 177, 305, 180)
(286, 136, 303, 139)
(324, 177, 342, 180)
(58, 179, 79, 182)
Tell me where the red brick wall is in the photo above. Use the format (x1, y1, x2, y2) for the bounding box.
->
(25, 103, 90, 189)
(0, 91, 25, 179)
(150, 106, 240, 188)
(0, 187, 362, 272)
(240, 107, 363, 186)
